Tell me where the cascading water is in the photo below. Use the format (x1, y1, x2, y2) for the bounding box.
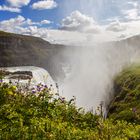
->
(3, 66, 57, 93)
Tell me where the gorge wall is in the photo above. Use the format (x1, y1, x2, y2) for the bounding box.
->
(0, 31, 66, 81)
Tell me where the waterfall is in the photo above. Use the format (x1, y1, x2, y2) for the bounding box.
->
(3, 66, 57, 93)
(58, 37, 140, 112)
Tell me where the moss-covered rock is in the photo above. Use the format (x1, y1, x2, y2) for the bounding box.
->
(108, 65, 140, 123)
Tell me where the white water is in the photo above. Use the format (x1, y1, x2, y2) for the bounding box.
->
(3, 66, 57, 93)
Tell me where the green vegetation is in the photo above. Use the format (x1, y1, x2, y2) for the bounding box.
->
(108, 65, 140, 124)
(1, 65, 140, 139)
(0, 31, 12, 37)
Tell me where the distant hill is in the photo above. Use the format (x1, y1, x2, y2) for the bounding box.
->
(0, 31, 66, 81)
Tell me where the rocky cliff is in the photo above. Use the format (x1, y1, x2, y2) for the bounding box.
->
(0, 31, 66, 81)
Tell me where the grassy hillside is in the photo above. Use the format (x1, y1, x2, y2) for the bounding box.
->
(1, 68, 140, 139)
(108, 65, 140, 123)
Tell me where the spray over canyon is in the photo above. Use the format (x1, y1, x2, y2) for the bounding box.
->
(55, 36, 140, 112)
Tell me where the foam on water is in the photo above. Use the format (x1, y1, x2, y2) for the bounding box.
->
(3, 66, 57, 93)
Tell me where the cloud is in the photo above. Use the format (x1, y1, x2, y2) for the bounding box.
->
(120, 1, 140, 21)
(41, 20, 52, 24)
(106, 20, 127, 32)
(0, 0, 31, 13)
(0, 15, 52, 37)
(122, 8, 139, 20)
(32, 0, 57, 10)
(0, 17, 42, 37)
(0, 16, 25, 32)
(26, 19, 39, 25)
(0, 5, 21, 13)
(12, 25, 50, 39)
(7, 0, 31, 7)
(1, 14, 140, 45)
(26, 19, 52, 26)
(60, 11, 101, 33)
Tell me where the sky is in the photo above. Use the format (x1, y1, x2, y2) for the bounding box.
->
(0, 0, 140, 44)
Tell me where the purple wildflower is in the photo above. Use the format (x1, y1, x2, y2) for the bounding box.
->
(132, 107, 136, 113)
(32, 90, 36, 94)
(44, 85, 48, 88)
(59, 97, 65, 103)
(37, 87, 41, 92)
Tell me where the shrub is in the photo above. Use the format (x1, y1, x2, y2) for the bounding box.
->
(1, 66, 140, 139)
